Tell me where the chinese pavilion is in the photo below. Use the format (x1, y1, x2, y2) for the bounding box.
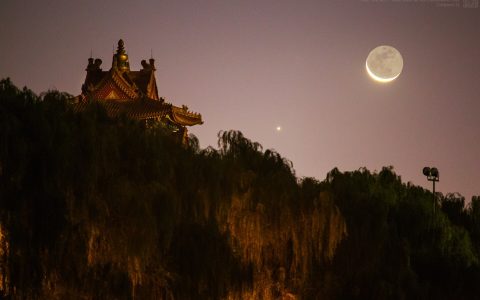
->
(74, 39, 203, 143)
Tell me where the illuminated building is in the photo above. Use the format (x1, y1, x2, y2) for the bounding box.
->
(75, 39, 203, 143)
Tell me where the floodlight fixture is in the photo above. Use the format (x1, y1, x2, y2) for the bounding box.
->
(423, 167, 430, 176)
(430, 168, 439, 178)
(423, 166, 439, 183)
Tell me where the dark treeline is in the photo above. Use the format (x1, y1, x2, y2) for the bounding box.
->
(0, 78, 479, 299)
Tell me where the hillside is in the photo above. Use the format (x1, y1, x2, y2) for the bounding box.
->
(1, 78, 480, 299)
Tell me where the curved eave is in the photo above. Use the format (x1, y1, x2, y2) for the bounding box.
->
(72, 98, 171, 120)
(170, 107, 203, 126)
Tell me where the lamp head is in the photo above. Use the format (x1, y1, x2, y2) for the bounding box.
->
(423, 167, 431, 176)
(431, 167, 439, 178)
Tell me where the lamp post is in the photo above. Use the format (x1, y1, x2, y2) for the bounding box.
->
(423, 167, 439, 214)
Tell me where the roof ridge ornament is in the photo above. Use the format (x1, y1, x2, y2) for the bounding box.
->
(113, 39, 130, 71)
(117, 39, 125, 54)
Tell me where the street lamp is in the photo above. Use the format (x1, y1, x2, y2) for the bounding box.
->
(423, 167, 439, 214)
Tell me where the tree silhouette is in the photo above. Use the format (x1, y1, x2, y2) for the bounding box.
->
(0, 78, 480, 299)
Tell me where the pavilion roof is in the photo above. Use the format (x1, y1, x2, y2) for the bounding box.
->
(76, 39, 202, 126)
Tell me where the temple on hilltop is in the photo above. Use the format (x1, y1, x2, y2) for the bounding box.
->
(74, 39, 203, 143)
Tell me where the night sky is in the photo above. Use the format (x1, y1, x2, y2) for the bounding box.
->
(1, 0, 479, 199)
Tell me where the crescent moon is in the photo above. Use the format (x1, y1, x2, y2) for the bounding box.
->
(365, 45, 403, 83)
(365, 60, 400, 83)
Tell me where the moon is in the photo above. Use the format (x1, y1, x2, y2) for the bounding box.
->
(366, 45, 403, 83)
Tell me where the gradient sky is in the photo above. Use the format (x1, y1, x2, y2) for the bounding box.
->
(1, 0, 479, 200)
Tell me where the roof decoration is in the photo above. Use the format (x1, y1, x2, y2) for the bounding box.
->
(76, 39, 203, 132)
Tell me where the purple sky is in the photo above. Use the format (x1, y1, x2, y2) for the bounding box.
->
(1, 0, 479, 200)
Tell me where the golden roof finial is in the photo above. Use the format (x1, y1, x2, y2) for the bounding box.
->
(114, 39, 130, 71)
(117, 39, 125, 54)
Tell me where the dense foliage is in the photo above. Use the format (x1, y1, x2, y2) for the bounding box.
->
(0, 78, 479, 299)
(325, 169, 480, 299)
